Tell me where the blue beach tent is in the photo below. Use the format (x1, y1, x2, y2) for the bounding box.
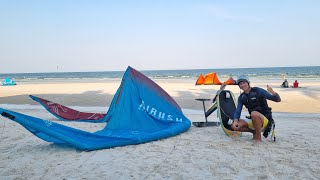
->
(2, 78, 16, 86)
(0, 66, 191, 151)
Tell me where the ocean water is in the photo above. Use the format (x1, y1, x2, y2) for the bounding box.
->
(0, 66, 319, 82)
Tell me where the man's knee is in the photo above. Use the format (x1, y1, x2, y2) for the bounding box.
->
(251, 111, 264, 129)
(251, 111, 261, 119)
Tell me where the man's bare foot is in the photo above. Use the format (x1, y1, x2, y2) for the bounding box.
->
(252, 140, 262, 146)
(251, 131, 257, 141)
(251, 136, 255, 142)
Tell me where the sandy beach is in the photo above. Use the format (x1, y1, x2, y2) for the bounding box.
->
(1, 78, 320, 179)
(1, 78, 320, 113)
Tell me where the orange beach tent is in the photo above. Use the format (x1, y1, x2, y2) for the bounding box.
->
(195, 72, 236, 85)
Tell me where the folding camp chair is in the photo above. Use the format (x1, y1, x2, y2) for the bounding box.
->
(193, 98, 220, 127)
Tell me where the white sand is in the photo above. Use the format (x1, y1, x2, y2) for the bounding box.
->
(1, 79, 320, 179)
(1, 79, 320, 113)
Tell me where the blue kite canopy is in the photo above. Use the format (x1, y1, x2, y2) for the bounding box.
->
(2, 78, 16, 86)
(0, 66, 191, 150)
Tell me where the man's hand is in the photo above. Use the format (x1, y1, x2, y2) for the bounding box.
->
(220, 82, 226, 90)
(216, 83, 226, 95)
(267, 85, 276, 95)
(231, 119, 240, 131)
(268, 85, 281, 102)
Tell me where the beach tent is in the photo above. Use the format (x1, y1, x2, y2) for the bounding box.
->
(195, 72, 222, 85)
(195, 74, 206, 85)
(2, 78, 16, 86)
(0, 66, 191, 151)
(195, 72, 236, 85)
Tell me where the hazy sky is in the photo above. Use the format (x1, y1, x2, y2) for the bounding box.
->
(1, 1, 319, 73)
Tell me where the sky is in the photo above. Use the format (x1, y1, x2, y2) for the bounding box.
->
(0, 0, 319, 73)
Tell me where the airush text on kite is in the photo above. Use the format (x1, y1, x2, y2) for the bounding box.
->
(138, 100, 183, 122)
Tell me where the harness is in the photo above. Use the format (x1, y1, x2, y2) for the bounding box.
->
(239, 87, 272, 120)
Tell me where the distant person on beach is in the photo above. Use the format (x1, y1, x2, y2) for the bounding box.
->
(228, 75, 281, 143)
(281, 79, 289, 88)
(293, 80, 299, 88)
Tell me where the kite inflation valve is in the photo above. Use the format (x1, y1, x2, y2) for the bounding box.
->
(227, 119, 233, 125)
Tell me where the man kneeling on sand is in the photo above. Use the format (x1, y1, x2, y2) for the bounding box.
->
(228, 75, 281, 143)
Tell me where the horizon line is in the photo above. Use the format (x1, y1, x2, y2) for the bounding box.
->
(1, 65, 320, 75)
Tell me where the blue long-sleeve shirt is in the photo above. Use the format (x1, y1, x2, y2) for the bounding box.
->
(233, 87, 281, 119)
